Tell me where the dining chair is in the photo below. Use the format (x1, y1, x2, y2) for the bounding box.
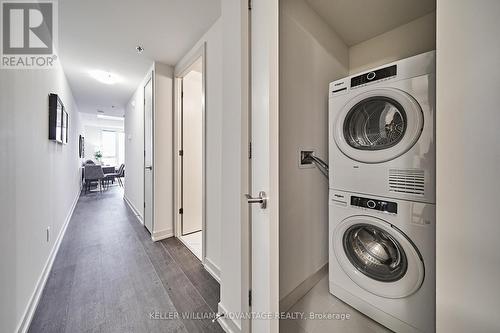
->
(104, 164, 125, 188)
(84, 165, 105, 194)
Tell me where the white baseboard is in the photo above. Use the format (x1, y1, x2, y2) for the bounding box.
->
(217, 303, 242, 333)
(16, 190, 80, 333)
(123, 194, 144, 225)
(204, 257, 221, 283)
(279, 263, 328, 312)
(151, 228, 173, 241)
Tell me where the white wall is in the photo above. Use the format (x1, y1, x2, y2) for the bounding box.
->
(436, 1, 500, 332)
(175, 19, 223, 278)
(279, 0, 349, 300)
(0, 64, 82, 333)
(349, 11, 436, 74)
(124, 62, 174, 240)
(83, 125, 101, 161)
(124, 70, 147, 220)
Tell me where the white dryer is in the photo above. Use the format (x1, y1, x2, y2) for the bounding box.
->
(329, 51, 435, 203)
(329, 189, 435, 333)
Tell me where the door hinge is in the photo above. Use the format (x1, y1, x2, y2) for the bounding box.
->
(248, 141, 252, 159)
(248, 289, 252, 307)
(179, 150, 184, 156)
(179, 208, 183, 214)
(144, 202, 146, 208)
(181, 90, 184, 99)
(248, 0, 252, 10)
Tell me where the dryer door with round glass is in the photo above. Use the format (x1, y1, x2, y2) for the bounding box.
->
(332, 215, 424, 298)
(333, 88, 423, 163)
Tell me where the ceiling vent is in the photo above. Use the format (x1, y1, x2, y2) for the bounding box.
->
(389, 169, 425, 196)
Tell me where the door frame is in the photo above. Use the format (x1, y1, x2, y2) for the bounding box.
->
(143, 72, 154, 234)
(173, 43, 207, 263)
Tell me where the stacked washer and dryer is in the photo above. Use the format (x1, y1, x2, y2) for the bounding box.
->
(328, 51, 436, 333)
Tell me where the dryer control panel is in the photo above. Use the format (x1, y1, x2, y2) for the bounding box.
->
(351, 196, 397, 214)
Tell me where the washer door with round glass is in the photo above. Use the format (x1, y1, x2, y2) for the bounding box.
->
(333, 88, 423, 163)
(333, 215, 424, 298)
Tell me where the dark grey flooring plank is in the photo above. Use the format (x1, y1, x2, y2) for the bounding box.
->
(128, 217, 223, 333)
(162, 238, 221, 313)
(29, 186, 221, 333)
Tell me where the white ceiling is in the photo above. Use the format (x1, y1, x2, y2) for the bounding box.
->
(305, 0, 436, 46)
(79, 112, 124, 130)
(59, 0, 221, 117)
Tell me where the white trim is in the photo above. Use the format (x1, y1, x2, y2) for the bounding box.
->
(16, 190, 80, 333)
(151, 228, 174, 241)
(123, 194, 144, 225)
(217, 303, 242, 333)
(279, 264, 328, 312)
(204, 257, 221, 283)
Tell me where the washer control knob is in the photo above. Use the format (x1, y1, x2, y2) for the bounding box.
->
(366, 72, 376, 80)
(366, 200, 376, 209)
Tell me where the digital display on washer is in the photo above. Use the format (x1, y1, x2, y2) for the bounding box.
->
(350, 196, 397, 214)
(350, 64, 397, 88)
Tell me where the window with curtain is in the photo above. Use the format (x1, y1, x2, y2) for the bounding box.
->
(101, 130, 125, 166)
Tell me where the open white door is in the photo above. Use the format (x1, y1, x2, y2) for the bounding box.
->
(181, 61, 203, 236)
(144, 75, 154, 234)
(248, 0, 280, 332)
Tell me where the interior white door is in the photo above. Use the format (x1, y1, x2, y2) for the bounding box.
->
(144, 75, 154, 234)
(181, 65, 203, 235)
(249, 0, 280, 332)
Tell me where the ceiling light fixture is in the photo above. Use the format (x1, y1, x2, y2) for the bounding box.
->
(97, 114, 124, 121)
(89, 70, 121, 85)
(136, 45, 144, 54)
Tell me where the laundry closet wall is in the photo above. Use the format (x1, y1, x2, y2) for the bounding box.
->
(279, 0, 349, 305)
(349, 11, 436, 74)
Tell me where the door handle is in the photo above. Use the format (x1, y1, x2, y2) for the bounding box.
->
(145, 166, 153, 170)
(245, 191, 268, 209)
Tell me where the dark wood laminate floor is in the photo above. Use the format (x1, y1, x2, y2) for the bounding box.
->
(28, 186, 223, 333)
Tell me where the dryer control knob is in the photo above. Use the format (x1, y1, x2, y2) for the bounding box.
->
(366, 200, 376, 209)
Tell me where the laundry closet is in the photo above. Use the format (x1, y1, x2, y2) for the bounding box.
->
(278, 0, 436, 332)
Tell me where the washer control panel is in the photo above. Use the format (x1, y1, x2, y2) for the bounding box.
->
(350, 64, 397, 88)
(350, 195, 397, 214)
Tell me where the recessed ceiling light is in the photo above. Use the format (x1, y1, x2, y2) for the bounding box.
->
(89, 70, 121, 85)
(136, 45, 144, 54)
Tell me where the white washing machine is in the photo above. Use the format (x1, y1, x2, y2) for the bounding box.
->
(329, 51, 435, 203)
(329, 189, 435, 333)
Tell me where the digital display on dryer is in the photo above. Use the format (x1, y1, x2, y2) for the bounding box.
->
(350, 196, 397, 214)
(350, 65, 397, 88)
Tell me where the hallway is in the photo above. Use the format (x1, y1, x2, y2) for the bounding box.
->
(28, 188, 223, 333)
